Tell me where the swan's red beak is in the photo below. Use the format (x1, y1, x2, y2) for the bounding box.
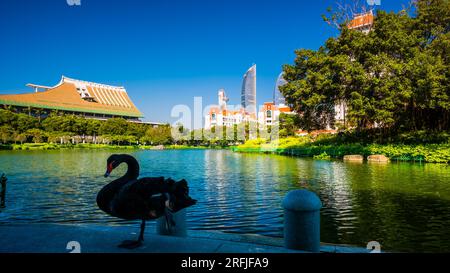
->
(104, 163, 113, 178)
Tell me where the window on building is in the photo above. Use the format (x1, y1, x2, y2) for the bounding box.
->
(266, 110, 272, 118)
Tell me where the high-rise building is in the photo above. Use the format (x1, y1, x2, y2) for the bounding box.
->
(274, 72, 287, 106)
(241, 64, 257, 114)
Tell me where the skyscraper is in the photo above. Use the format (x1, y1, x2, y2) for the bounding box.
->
(274, 72, 287, 106)
(241, 64, 257, 114)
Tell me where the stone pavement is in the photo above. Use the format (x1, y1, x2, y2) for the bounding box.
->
(0, 224, 370, 253)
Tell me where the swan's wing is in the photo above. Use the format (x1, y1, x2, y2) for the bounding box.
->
(135, 177, 168, 196)
(138, 176, 165, 184)
(110, 177, 170, 219)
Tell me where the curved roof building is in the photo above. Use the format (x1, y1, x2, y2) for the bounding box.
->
(0, 76, 143, 120)
(274, 72, 287, 106)
(241, 64, 257, 114)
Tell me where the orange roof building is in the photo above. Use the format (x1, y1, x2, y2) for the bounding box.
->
(0, 76, 143, 120)
(347, 10, 374, 33)
(258, 102, 293, 127)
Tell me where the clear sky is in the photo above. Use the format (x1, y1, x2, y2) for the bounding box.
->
(0, 0, 411, 126)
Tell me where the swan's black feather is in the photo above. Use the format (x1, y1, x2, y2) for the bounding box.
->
(96, 154, 197, 247)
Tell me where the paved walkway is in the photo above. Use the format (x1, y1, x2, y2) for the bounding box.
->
(0, 224, 369, 253)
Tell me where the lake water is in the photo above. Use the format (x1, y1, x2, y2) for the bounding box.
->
(1, 149, 450, 252)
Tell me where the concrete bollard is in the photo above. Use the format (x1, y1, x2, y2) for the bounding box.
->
(282, 190, 322, 252)
(156, 209, 187, 237)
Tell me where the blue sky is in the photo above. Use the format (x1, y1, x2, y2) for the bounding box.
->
(0, 0, 411, 125)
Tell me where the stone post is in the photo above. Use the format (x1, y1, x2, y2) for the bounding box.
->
(282, 189, 322, 252)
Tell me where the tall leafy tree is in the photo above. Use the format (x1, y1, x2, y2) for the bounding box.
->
(281, 0, 450, 133)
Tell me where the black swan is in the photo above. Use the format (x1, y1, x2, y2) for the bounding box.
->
(96, 154, 197, 249)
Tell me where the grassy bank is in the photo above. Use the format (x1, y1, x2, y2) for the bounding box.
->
(164, 145, 208, 150)
(0, 143, 208, 151)
(232, 137, 450, 164)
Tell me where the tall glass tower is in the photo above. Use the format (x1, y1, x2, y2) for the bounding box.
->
(241, 64, 257, 114)
(274, 72, 287, 106)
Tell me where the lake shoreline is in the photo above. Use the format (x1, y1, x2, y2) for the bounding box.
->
(2, 141, 450, 165)
(232, 147, 450, 164)
(233, 137, 450, 164)
(0, 143, 211, 151)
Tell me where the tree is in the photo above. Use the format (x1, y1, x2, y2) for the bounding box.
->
(127, 122, 147, 139)
(0, 110, 16, 126)
(86, 119, 102, 136)
(41, 114, 88, 135)
(99, 118, 129, 136)
(13, 133, 27, 144)
(322, 0, 374, 30)
(279, 113, 301, 137)
(26, 129, 46, 143)
(15, 113, 38, 132)
(47, 132, 73, 144)
(140, 125, 173, 145)
(281, 0, 450, 134)
(41, 114, 62, 132)
(281, 48, 337, 131)
(0, 126, 12, 144)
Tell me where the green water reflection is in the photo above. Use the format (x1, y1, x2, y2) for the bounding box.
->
(0, 149, 449, 252)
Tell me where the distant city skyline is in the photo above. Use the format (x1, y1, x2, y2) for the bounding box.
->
(0, 0, 412, 124)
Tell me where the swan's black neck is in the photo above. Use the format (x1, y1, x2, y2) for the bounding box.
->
(121, 155, 139, 181)
(97, 154, 140, 214)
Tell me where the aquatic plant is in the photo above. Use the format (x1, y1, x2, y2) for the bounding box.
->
(313, 152, 332, 160)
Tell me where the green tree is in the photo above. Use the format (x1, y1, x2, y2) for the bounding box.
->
(99, 118, 129, 136)
(281, 0, 450, 134)
(0, 110, 17, 126)
(127, 122, 147, 139)
(86, 119, 102, 136)
(26, 129, 46, 143)
(140, 125, 173, 145)
(15, 113, 38, 132)
(13, 132, 27, 144)
(41, 114, 87, 134)
(279, 113, 301, 137)
(0, 126, 13, 144)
